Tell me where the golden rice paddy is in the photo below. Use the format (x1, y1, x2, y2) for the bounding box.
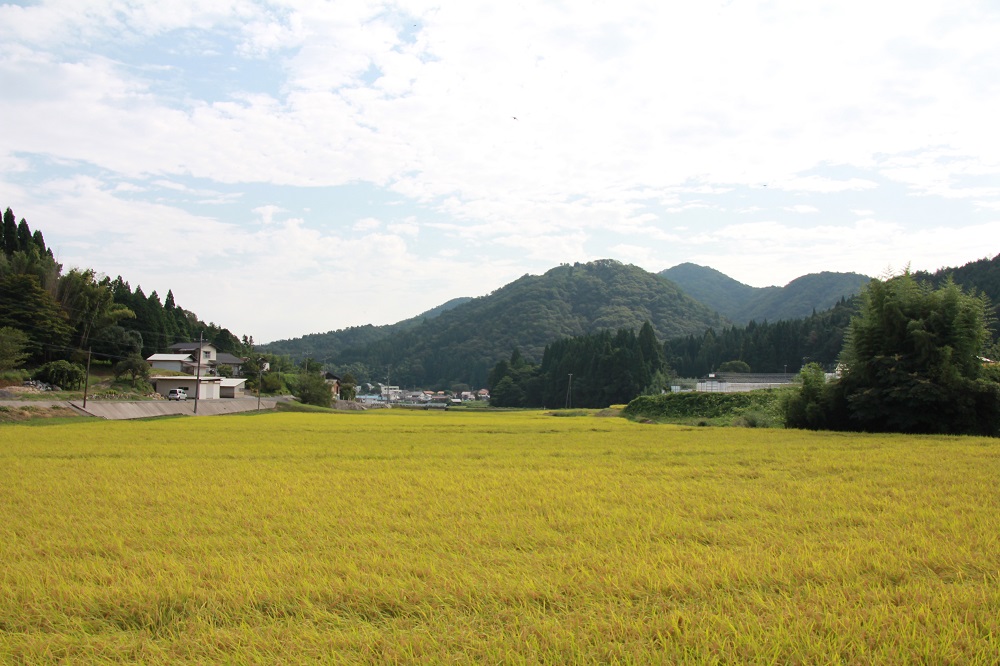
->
(1, 410, 998, 663)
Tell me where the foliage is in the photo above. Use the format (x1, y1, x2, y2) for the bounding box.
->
(623, 390, 786, 426)
(0, 274, 72, 362)
(33, 360, 86, 390)
(2, 412, 999, 662)
(718, 359, 751, 373)
(786, 273, 1000, 435)
(260, 373, 285, 394)
(0, 326, 30, 372)
(665, 297, 856, 376)
(489, 322, 670, 408)
(0, 206, 257, 373)
(781, 363, 836, 430)
(56, 269, 136, 351)
(914, 252, 1000, 339)
(113, 353, 151, 387)
(339, 372, 357, 401)
(292, 372, 333, 407)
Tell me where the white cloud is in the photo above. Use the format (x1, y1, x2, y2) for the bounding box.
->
(352, 217, 382, 232)
(3, 0, 1000, 338)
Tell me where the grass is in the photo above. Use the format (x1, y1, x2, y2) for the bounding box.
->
(1, 410, 998, 663)
(0, 405, 85, 424)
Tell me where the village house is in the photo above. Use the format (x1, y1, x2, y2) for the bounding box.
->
(161, 342, 246, 376)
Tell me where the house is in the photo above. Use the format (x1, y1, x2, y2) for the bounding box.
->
(147, 353, 198, 374)
(324, 372, 341, 400)
(166, 342, 246, 376)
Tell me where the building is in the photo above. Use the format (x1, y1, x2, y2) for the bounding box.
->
(151, 376, 223, 400)
(696, 372, 798, 393)
(165, 342, 245, 376)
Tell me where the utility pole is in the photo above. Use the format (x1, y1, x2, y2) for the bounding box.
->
(82, 348, 92, 408)
(194, 332, 203, 414)
(257, 357, 263, 411)
(565, 373, 573, 409)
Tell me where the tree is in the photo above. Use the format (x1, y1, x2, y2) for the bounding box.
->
(16, 218, 31, 254)
(782, 363, 839, 430)
(0, 274, 72, 362)
(34, 360, 85, 390)
(114, 354, 151, 387)
(786, 272, 1000, 435)
(340, 372, 357, 401)
(293, 372, 333, 407)
(490, 375, 524, 407)
(2, 208, 16, 256)
(56, 269, 135, 350)
(0, 326, 30, 371)
(719, 360, 751, 373)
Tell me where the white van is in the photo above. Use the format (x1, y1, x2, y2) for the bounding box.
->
(167, 389, 187, 401)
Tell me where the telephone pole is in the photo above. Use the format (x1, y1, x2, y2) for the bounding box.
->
(565, 373, 573, 409)
(194, 332, 203, 414)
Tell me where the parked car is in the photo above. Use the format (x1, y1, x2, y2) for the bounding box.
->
(167, 389, 187, 401)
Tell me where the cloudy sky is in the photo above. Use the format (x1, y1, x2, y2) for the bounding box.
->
(3, 0, 999, 342)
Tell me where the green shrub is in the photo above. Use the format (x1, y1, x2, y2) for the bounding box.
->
(624, 390, 787, 426)
(34, 360, 85, 390)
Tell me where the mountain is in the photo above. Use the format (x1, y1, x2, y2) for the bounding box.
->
(917, 253, 1000, 317)
(657, 263, 769, 318)
(262, 297, 472, 361)
(660, 263, 870, 323)
(264, 260, 725, 388)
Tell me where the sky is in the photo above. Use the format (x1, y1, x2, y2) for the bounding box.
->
(3, 0, 1000, 343)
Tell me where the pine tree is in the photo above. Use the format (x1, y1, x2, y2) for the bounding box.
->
(2, 208, 16, 256)
(16, 218, 31, 253)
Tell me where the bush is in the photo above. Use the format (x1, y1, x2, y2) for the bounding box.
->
(260, 373, 284, 394)
(34, 360, 86, 390)
(624, 391, 785, 425)
(293, 372, 333, 408)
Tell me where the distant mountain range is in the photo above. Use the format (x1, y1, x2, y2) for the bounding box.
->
(659, 263, 871, 324)
(264, 260, 724, 387)
(262, 253, 1000, 388)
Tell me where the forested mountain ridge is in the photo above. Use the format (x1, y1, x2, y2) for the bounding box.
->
(659, 263, 870, 323)
(272, 260, 726, 388)
(663, 253, 1000, 376)
(657, 263, 762, 318)
(915, 253, 1000, 319)
(263, 297, 472, 361)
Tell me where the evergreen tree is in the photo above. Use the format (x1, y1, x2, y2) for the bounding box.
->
(16, 218, 31, 253)
(0, 274, 73, 362)
(2, 208, 16, 256)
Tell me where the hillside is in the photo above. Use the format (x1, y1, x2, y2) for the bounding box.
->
(657, 263, 766, 318)
(917, 253, 1000, 317)
(660, 264, 869, 323)
(262, 297, 472, 360)
(268, 260, 725, 388)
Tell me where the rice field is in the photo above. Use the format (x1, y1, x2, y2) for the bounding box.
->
(1, 409, 998, 664)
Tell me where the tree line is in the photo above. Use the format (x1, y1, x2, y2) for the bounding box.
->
(0, 207, 254, 375)
(488, 322, 669, 408)
(663, 298, 856, 376)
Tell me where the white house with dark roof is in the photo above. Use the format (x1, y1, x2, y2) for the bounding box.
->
(164, 342, 245, 376)
(147, 353, 198, 374)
